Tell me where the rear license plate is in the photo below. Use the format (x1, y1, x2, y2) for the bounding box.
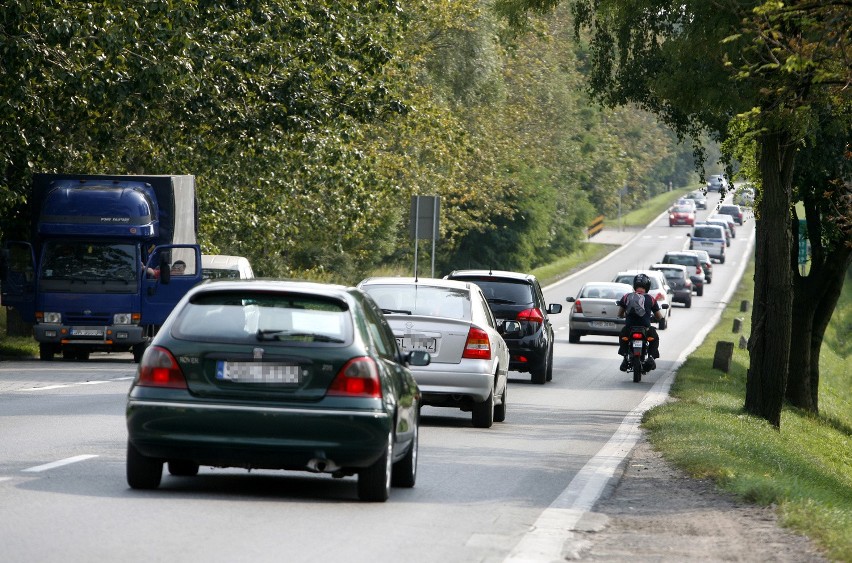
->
(216, 362, 302, 384)
(632, 340, 644, 349)
(698, 242, 716, 249)
(396, 335, 437, 352)
(70, 329, 102, 337)
(590, 321, 615, 329)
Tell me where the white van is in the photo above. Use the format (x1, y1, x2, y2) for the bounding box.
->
(689, 224, 726, 263)
(201, 255, 255, 280)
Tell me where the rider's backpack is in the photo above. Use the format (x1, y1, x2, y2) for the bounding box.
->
(625, 292, 647, 317)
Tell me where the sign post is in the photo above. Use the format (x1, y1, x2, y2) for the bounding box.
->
(410, 196, 440, 278)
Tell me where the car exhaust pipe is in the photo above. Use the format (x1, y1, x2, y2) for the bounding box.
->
(306, 458, 341, 473)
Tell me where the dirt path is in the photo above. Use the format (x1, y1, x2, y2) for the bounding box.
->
(571, 435, 829, 562)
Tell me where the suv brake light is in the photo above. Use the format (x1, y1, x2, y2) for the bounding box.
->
(462, 327, 491, 360)
(137, 346, 187, 389)
(328, 357, 382, 398)
(517, 308, 544, 323)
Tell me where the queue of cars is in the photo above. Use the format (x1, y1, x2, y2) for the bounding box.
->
(126, 267, 564, 501)
(567, 193, 744, 342)
(125, 189, 744, 501)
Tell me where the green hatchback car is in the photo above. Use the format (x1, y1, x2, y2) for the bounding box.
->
(126, 279, 428, 502)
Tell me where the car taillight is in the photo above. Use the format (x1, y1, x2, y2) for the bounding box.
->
(655, 292, 665, 302)
(137, 346, 187, 389)
(573, 300, 583, 313)
(517, 308, 544, 324)
(462, 327, 492, 360)
(696, 266, 702, 275)
(327, 357, 382, 398)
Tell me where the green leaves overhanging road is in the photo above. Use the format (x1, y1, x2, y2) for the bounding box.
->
(1, 0, 698, 281)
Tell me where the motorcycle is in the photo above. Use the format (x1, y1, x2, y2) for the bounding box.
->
(618, 303, 667, 383)
(623, 326, 652, 383)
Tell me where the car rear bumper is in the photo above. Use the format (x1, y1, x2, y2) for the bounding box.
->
(671, 290, 692, 303)
(126, 398, 392, 470)
(411, 363, 495, 402)
(569, 317, 624, 337)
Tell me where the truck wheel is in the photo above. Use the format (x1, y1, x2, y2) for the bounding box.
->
(39, 343, 55, 361)
(132, 343, 147, 363)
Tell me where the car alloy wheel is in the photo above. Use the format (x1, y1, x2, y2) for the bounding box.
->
(472, 389, 495, 428)
(494, 384, 507, 423)
(391, 420, 418, 488)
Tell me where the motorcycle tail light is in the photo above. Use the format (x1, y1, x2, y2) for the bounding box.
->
(632, 332, 644, 339)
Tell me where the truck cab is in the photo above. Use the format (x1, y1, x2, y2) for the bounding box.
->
(1, 174, 201, 362)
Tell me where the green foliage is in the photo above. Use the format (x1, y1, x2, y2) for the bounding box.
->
(1, 0, 700, 282)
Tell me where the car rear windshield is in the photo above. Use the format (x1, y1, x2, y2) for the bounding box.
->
(361, 284, 471, 319)
(580, 285, 627, 299)
(171, 291, 353, 345)
(694, 226, 724, 238)
(450, 278, 534, 306)
(720, 206, 740, 215)
(673, 205, 693, 213)
(654, 268, 685, 280)
(664, 255, 696, 266)
(613, 275, 661, 290)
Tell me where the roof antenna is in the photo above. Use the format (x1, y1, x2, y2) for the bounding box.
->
(489, 268, 493, 275)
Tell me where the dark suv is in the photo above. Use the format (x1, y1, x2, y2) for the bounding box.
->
(661, 251, 705, 296)
(444, 270, 561, 384)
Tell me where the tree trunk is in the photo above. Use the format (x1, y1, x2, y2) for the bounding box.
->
(745, 132, 795, 427)
(786, 193, 852, 412)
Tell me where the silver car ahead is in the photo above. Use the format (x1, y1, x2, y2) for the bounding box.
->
(358, 277, 515, 428)
(566, 282, 634, 343)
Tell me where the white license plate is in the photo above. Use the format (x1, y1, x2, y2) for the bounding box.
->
(590, 321, 615, 328)
(632, 340, 644, 349)
(216, 362, 301, 384)
(396, 336, 437, 352)
(698, 242, 716, 249)
(70, 329, 102, 336)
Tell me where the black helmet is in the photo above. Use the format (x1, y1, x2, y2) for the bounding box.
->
(633, 273, 651, 292)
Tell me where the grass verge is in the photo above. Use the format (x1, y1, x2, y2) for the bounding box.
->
(643, 259, 852, 561)
(0, 306, 38, 358)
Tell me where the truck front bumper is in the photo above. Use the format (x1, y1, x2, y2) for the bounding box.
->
(34, 323, 146, 348)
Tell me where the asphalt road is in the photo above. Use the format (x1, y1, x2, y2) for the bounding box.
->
(0, 192, 757, 563)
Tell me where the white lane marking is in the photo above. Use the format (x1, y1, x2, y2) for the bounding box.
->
(20, 376, 134, 391)
(22, 455, 98, 473)
(510, 226, 756, 562)
(0, 477, 12, 483)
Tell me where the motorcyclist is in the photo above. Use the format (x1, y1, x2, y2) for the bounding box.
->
(617, 273, 663, 371)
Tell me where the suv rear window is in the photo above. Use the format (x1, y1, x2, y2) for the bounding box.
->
(452, 278, 534, 305)
(694, 226, 724, 238)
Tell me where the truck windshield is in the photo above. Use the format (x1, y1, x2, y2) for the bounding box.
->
(41, 241, 138, 282)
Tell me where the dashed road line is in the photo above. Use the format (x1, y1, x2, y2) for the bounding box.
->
(20, 376, 133, 391)
(22, 455, 98, 473)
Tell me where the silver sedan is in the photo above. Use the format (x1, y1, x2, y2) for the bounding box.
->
(358, 277, 515, 428)
(566, 282, 635, 343)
